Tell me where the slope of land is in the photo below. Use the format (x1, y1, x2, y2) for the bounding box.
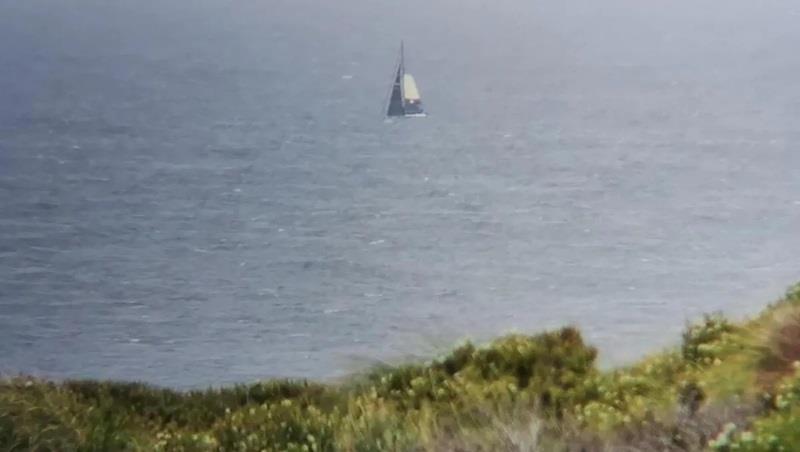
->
(4, 284, 800, 451)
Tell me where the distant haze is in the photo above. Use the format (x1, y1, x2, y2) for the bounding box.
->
(1, 0, 799, 387)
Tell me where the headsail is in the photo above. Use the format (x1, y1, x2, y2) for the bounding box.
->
(402, 74, 421, 101)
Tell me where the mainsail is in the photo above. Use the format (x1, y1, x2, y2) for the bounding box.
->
(386, 48, 405, 116)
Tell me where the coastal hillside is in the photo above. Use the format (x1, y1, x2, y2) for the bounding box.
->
(4, 284, 800, 451)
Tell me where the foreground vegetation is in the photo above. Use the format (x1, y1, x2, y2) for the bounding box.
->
(5, 284, 800, 451)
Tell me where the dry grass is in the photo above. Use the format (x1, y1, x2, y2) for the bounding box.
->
(757, 309, 800, 388)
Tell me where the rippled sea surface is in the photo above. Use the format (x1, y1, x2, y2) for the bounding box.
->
(2, 0, 800, 387)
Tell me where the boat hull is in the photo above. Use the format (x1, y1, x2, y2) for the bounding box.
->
(402, 99, 425, 116)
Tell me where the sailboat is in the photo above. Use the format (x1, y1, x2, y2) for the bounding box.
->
(386, 42, 426, 117)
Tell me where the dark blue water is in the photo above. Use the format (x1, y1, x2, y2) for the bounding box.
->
(2, 0, 800, 387)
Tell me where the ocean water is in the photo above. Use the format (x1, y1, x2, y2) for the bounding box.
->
(1, 0, 800, 388)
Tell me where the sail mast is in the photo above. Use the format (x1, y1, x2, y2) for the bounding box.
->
(400, 40, 405, 75)
(399, 41, 405, 101)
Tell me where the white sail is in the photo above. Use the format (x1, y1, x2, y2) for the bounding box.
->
(402, 74, 421, 101)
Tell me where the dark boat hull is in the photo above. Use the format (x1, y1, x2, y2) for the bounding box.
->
(402, 101, 425, 116)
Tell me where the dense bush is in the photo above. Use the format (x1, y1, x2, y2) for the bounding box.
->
(7, 286, 800, 451)
(681, 313, 738, 365)
(723, 365, 800, 451)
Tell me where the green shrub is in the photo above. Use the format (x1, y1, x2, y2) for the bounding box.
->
(12, 287, 800, 451)
(212, 400, 337, 452)
(0, 378, 133, 451)
(682, 313, 737, 365)
(64, 379, 338, 430)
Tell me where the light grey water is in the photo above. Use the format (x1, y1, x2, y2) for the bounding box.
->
(1, 0, 800, 388)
